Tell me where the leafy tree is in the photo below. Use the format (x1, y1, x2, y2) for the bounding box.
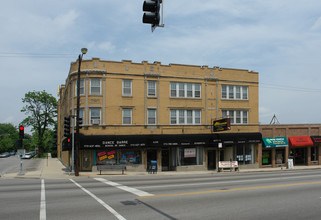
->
(21, 90, 57, 156)
(0, 123, 18, 153)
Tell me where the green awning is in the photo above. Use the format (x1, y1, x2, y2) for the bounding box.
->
(262, 137, 289, 148)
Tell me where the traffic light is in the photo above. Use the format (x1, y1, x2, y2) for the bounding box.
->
(64, 116, 71, 138)
(79, 117, 83, 129)
(142, 0, 160, 29)
(67, 137, 72, 147)
(19, 125, 24, 139)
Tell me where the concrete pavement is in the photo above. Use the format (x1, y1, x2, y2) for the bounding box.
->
(2, 154, 321, 179)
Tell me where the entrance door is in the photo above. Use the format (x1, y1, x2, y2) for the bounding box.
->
(147, 150, 158, 171)
(208, 150, 216, 170)
(162, 150, 170, 171)
(294, 148, 307, 165)
(81, 150, 92, 171)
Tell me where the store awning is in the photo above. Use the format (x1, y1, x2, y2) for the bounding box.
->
(288, 136, 314, 147)
(262, 137, 289, 148)
(311, 136, 321, 144)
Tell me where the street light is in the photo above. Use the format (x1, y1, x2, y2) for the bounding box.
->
(75, 48, 87, 176)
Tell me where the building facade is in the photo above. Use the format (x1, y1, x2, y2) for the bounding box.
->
(259, 124, 321, 168)
(57, 59, 261, 172)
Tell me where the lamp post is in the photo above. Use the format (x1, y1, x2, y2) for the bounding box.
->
(75, 48, 87, 176)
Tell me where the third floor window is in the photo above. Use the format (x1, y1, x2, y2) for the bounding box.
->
(123, 79, 132, 96)
(222, 85, 248, 100)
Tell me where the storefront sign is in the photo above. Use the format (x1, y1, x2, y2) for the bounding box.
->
(219, 161, 238, 168)
(288, 136, 313, 147)
(213, 118, 231, 132)
(184, 148, 196, 158)
(311, 136, 321, 144)
(262, 137, 289, 148)
(287, 159, 294, 169)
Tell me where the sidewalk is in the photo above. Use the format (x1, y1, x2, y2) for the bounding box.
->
(2, 155, 321, 179)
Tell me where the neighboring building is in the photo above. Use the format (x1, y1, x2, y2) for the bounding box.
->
(57, 58, 261, 172)
(259, 124, 321, 168)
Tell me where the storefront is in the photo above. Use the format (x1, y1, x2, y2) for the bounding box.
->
(288, 136, 314, 165)
(62, 132, 262, 172)
(262, 137, 289, 167)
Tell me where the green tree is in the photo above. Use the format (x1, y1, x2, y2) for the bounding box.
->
(21, 90, 57, 156)
(0, 123, 18, 153)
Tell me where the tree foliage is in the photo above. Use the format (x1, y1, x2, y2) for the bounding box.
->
(21, 90, 57, 155)
(0, 123, 18, 153)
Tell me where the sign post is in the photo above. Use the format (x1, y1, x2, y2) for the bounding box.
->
(17, 149, 25, 176)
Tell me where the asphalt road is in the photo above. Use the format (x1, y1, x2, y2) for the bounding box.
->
(1, 169, 321, 220)
(0, 155, 41, 176)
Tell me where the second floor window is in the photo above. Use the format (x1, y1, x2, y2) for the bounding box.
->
(122, 108, 132, 125)
(147, 109, 156, 125)
(123, 79, 132, 96)
(222, 110, 248, 124)
(90, 108, 101, 125)
(170, 82, 201, 98)
(170, 109, 201, 125)
(90, 78, 101, 95)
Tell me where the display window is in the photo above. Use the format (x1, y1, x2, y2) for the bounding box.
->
(311, 146, 318, 162)
(96, 150, 117, 165)
(120, 150, 141, 164)
(178, 147, 203, 166)
(96, 149, 142, 165)
(276, 149, 285, 164)
(262, 150, 272, 165)
(237, 144, 255, 165)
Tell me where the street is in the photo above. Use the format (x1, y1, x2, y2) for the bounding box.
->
(1, 169, 321, 220)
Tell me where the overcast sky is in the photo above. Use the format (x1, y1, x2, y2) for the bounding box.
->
(1, 0, 321, 129)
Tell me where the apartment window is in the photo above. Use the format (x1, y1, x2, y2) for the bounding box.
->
(221, 85, 248, 100)
(170, 82, 201, 98)
(147, 109, 156, 125)
(170, 109, 201, 125)
(147, 81, 156, 97)
(122, 108, 132, 125)
(90, 78, 101, 95)
(222, 110, 248, 124)
(90, 108, 101, 125)
(75, 79, 85, 96)
(123, 79, 132, 96)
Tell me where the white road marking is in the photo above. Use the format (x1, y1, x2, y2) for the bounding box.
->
(40, 179, 46, 220)
(70, 179, 126, 220)
(94, 178, 154, 197)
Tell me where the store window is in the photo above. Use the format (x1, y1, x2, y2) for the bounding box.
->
(262, 150, 272, 165)
(120, 150, 141, 164)
(276, 149, 285, 164)
(96, 150, 117, 165)
(311, 146, 318, 161)
(237, 144, 255, 165)
(178, 147, 203, 166)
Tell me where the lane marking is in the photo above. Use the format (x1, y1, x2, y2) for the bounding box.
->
(70, 179, 126, 220)
(139, 181, 321, 198)
(40, 179, 46, 220)
(94, 178, 154, 197)
(137, 174, 321, 189)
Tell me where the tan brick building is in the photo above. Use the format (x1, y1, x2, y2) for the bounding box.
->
(57, 59, 261, 172)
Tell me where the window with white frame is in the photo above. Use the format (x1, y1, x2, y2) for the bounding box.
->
(170, 82, 201, 98)
(90, 108, 101, 125)
(90, 78, 101, 95)
(147, 109, 156, 125)
(147, 81, 156, 97)
(75, 79, 85, 96)
(170, 109, 201, 125)
(122, 108, 132, 125)
(222, 110, 248, 124)
(123, 79, 132, 96)
(221, 85, 248, 100)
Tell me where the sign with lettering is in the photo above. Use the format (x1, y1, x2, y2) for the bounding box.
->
(213, 118, 231, 132)
(184, 148, 196, 158)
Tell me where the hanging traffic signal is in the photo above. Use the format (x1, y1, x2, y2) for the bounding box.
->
(64, 116, 71, 137)
(79, 117, 83, 129)
(142, 0, 160, 29)
(67, 137, 72, 147)
(19, 126, 24, 139)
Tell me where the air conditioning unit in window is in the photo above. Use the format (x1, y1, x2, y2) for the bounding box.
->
(91, 119, 100, 125)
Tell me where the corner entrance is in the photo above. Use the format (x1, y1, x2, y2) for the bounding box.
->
(207, 150, 216, 170)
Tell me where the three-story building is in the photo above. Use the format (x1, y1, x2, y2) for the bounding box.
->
(57, 58, 261, 172)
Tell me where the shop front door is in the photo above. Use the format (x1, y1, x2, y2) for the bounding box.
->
(208, 150, 216, 170)
(162, 149, 170, 171)
(294, 148, 307, 165)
